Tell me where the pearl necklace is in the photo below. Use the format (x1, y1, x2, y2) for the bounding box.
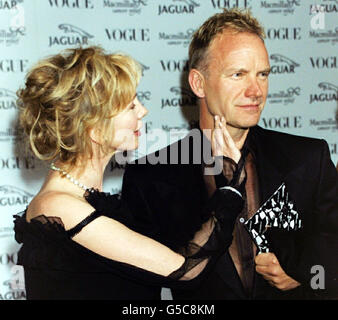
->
(50, 162, 91, 192)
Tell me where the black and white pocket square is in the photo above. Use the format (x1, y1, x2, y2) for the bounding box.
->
(243, 183, 301, 253)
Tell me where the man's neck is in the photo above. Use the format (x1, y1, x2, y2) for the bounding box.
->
(227, 126, 249, 150)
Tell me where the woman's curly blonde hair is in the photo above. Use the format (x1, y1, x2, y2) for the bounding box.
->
(17, 46, 141, 172)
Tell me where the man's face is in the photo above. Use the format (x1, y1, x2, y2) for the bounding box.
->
(202, 30, 270, 130)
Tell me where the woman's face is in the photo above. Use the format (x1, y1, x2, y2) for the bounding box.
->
(110, 96, 148, 151)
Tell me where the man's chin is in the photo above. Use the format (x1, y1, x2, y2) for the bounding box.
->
(240, 117, 261, 129)
(232, 121, 259, 130)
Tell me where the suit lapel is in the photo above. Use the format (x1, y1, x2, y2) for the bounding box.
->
(249, 126, 288, 204)
(215, 252, 248, 299)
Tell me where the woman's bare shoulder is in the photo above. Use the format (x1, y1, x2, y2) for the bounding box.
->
(26, 190, 95, 230)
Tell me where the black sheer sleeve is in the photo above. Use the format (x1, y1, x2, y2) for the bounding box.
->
(79, 185, 244, 284)
(213, 147, 248, 194)
(167, 187, 244, 281)
(162, 151, 247, 282)
(14, 186, 244, 290)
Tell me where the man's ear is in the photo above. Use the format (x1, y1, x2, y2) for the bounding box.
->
(188, 69, 206, 98)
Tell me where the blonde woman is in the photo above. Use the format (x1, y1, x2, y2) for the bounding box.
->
(14, 46, 245, 299)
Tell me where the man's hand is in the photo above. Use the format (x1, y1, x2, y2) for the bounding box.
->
(255, 252, 301, 291)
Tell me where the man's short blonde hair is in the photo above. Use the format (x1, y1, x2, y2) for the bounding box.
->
(189, 8, 266, 72)
(17, 46, 141, 171)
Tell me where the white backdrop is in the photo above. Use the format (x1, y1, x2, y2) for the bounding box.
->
(0, 0, 337, 300)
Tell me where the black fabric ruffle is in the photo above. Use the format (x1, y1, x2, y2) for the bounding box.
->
(84, 188, 121, 212)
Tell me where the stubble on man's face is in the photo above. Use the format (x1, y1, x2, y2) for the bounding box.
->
(201, 30, 270, 132)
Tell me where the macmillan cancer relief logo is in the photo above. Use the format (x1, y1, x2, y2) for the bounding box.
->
(161, 86, 196, 109)
(309, 117, 337, 133)
(310, 3, 338, 45)
(158, 0, 200, 15)
(103, 0, 147, 15)
(270, 54, 300, 74)
(267, 87, 301, 106)
(260, 0, 300, 16)
(159, 28, 194, 47)
(0, 88, 18, 111)
(161, 120, 198, 142)
(0, 118, 25, 142)
(310, 82, 338, 104)
(309, 27, 338, 45)
(3, 0, 26, 47)
(0, 126, 24, 143)
(0, 226, 14, 239)
(142, 120, 196, 137)
(0, 185, 34, 207)
(0, 26, 25, 47)
(161, 121, 197, 143)
(48, 24, 94, 47)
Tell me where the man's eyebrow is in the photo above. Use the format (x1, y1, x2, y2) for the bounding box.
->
(223, 67, 271, 74)
(225, 68, 249, 73)
(259, 67, 271, 73)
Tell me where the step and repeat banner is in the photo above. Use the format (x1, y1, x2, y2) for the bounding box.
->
(0, 0, 337, 300)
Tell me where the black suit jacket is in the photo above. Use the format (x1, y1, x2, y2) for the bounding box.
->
(122, 126, 338, 299)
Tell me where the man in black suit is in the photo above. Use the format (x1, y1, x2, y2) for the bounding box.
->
(122, 9, 337, 299)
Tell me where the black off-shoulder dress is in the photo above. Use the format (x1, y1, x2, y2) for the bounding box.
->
(14, 174, 244, 300)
